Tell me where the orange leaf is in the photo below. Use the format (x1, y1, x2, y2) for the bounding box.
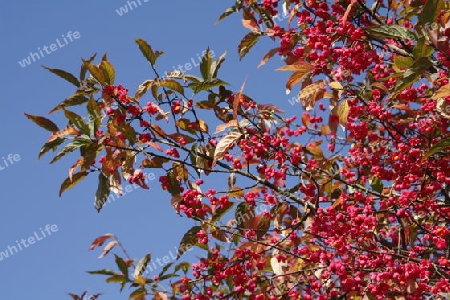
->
(306, 143, 324, 158)
(48, 127, 81, 142)
(69, 158, 84, 182)
(298, 80, 326, 111)
(285, 70, 312, 93)
(257, 48, 279, 69)
(213, 130, 242, 167)
(215, 120, 238, 134)
(151, 124, 168, 138)
(302, 113, 310, 128)
(320, 125, 330, 135)
(276, 61, 314, 72)
(343, 0, 356, 24)
(242, 19, 258, 31)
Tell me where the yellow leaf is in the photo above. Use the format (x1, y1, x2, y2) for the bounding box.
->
(329, 81, 343, 90)
(198, 119, 208, 132)
(338, 100, 349, 127)
(229, 186, 244, 198)
(432, 85, 450, 100)
(134, 275, 147, 287)
(257, 48, 279, 69)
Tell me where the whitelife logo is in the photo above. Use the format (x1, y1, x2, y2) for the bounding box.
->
(0, 153, 20, 171)
(115, 0, 149, 16)
(0, 224, 58, 261)
(18, 31, 81, 68)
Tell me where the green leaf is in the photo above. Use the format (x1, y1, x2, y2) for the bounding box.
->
(255, 214, 271, 240)
(64, 109, 90, 135)
(370, 177, 383, 193)
(105, 274, 128, 283)
(81, 144, 101, 170)
(238, 32, 260, 60)
(95, 173, 111, 213)
(195, 99, 216, 109)
(129, 288, 146, 299)
(135, 38, 164, 66)
(24, 113, 59, 132)
(211, 202, 234, 222)
(158, 262, 174, 277)
(59, 171, 88, 196)
(418, 0, 443, 26)
(99, 61, 115, 85)
(119, 123, 137, 144)
(200, 47, 213, 80)
(394, 55, 413, 69)
(87, 269, 118, 276)
(177, 226, 202, 259)
(42, 66, 80, 87)
(216, 6, 236, 24)
(235, 202, 253, 230)
(211, 51, 227, 79)
(393, 72, 420, 97)
(87, 97, 101, 137)
(393, 57, 432, 97)
(80, 53, 97, 82)
(157, 79, 184, 95)
(364, 24, 417, 40)
(38, 137, 65, 159)
(413, 36, 434, 59)
(49, 94, 89, 114)
(165, 71, 202, 83)
(50, 136, 92, 164)
(174, 262, 190, 274)
(83, 62, 105, 85)
(424, 138, 450, 159)
(114, 254, 129, 280)
(134, 254, 151, 277)
(189, 79, 229, 94)
(167, 171, 181, 196)
(158, 273, 178, 281)
(404, 57, 432, 77)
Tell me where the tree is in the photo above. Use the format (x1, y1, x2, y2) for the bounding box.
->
(26, 0, 450, 299)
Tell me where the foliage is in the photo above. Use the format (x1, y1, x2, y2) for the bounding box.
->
(26, 0, 450, 299)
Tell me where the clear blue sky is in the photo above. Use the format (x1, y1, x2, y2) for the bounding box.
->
(0, 1, 297, 299)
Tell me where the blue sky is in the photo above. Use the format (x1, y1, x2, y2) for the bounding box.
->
(0, 1, 299, 299)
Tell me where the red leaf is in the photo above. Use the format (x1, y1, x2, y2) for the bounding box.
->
(89, 234, 114, 250)
(143, 141, 163, 152)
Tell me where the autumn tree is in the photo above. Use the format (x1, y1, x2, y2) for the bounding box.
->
(26, 0, 450, 299)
